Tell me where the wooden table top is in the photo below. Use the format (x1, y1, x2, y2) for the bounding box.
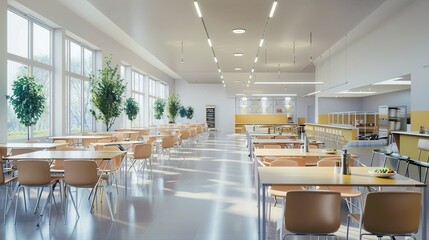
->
(49, 135, 112, 140)
(252, 139, 323, 144)
(258, 166, 426, 187)
(255, 148, 342, 157)
(91, 141, 144, 146)
(4, 150, 125, 160)
(250, 133, 297, 137)
(0, 142, 67, 149)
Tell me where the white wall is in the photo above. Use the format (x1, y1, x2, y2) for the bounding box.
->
(315, 0, 429, 117)
(0, 0, 7, 142)
(296, 96, 315, 123)
(318, 97, 362, 114)
(175, 79, 235, 133)
(361, 89, 410, 113)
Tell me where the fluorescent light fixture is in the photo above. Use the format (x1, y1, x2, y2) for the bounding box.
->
(252, 93, 297, 97)
(269, 1, 278, 18)
(214, 57, 218, 63)
(207, 39, 212, 47)
(338, 90, 376, 94)
(254, 81, 323, 85)
(234, 67, 242, 71)
(254, 57, 258, 63)
(234, 53, 243, 57)
(261, 97, 268, 100)
(194, 1, 202, 18)
(220, 75, 224, 79)
(249, 75, 252, 79)
(232, 28, 246, 34)
(259, 39, 264, 47)
(372, 77, 411, 85)
(305, 90, 321, 96)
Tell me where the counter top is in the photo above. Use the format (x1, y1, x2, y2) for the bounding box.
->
(304, 123, 359, 130)
(391, 131, 429, 137)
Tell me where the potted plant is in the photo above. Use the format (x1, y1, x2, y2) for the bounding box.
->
(154, 98, 166, 120)
(179, 106, 187, 120)
(8, 76, 46, 140)
(186, 106, 194, 120)
(124, 97, 139, 124)
(167, 93, 181, 123)
(89, 57, 126, 131)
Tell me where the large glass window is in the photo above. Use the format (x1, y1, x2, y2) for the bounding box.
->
(131, 70, 145, 127)
(148, 78, 168, 126)
(65, 38, 95, 133)
(7, 9, 53, 140)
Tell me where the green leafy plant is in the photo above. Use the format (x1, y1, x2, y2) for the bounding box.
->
(179, 106, 187, 118)
(186, 106, 194, 120)
(8, 76, 46, 140)
(154, 98, 166, 120)
(124, 97, 139, 122)
(89, 57, 126, 131)
(167, 93, 181, 123)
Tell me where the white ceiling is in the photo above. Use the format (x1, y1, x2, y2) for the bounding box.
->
(64, 0, 388, 96)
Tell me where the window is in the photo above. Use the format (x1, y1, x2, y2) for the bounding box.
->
(148, 78, 168, 126)
(65, 38, 95, 133)
(7, 9, 53, 140)
(131, 70, 145, 127)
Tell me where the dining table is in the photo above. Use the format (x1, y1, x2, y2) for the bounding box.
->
(257, 166, 427, 240)
(49, 135, 113, 146)
(0, 142, 68, 150)
(4, 150, 127, 221)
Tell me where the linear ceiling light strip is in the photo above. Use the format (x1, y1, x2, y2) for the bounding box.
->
(194, 1, 224, 86)
(249, 1, 277, 86)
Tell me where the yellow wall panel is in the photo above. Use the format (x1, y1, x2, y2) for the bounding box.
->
(235, 114, 289, 124)
(318, 114, 329, 124)
(411, 111, 429, 131)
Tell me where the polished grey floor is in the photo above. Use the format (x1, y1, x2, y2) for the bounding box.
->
(1, 132, 400, 240)
(1, 132, 259, 240)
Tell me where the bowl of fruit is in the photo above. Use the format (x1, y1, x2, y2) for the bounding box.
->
(368, 168, 396, 178)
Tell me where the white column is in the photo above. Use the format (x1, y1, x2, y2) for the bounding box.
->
(52, 28, 65, 136)
(0, 0, 7, 142)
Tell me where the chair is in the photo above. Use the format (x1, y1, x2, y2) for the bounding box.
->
(1, 163, 17, 223)
(160, 135, 175, 160)
(63, 160, 114, 221)
(405, 159, 429, 184)
(347, 191, 421, 240)
(263, 144, 282, 149)
(417, 139, 429, 162)
(317, 158, 362, 213)
(180, 129, 191, 147)
(13, 160, 60, 225)
(128, 144, 152, 173)
(283, 191, 341, 239)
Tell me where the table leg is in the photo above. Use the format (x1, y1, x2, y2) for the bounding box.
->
(257, 174, 261, 240)
(262, 184, 266, 240)
(423, 187, 427, 239)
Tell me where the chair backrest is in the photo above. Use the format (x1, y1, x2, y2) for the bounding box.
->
(405, 159, 429, 183)
(270, 159, 299, 167)
(317, 159, 338, 167)
(271, 157, 305, 166)
(16, 160, 52, 186)
(0, 147, 9, 158)
(63, 160, 99, 187)
(417, 139, 429, 162)
(0, 163, 4, 185)
(162, 135, 175, 148)
(146, 136, 157, 145)
(11, 148, 37, 156)
(180, 130, 190, 140)
(96, 146, 123, 170)
(363, 191, 421, 235)
(263, 144, 282, 149)
(134, 144, 152, 159)
(284, 191, 341, 234)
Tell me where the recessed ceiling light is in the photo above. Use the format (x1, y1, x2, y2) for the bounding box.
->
(234, 53, 244, 57)
(234, 67, 242, 71)
(232, 28, 246, 34)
